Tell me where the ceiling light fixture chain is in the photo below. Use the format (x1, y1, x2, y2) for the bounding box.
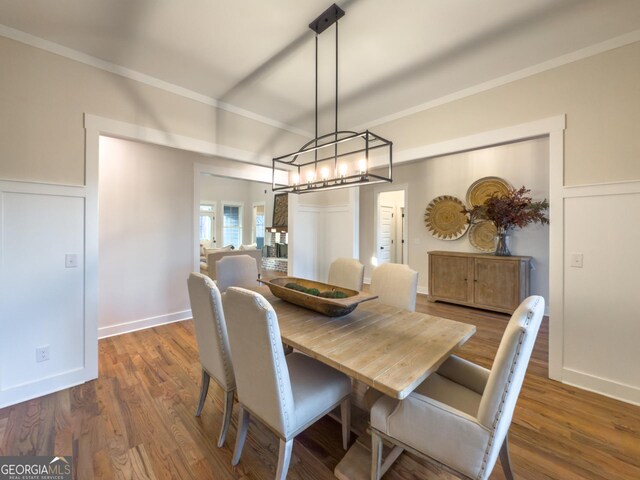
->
(272, 3, 392, 194)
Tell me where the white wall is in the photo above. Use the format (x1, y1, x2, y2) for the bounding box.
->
(0, 183, 89, 408)
(98, 137, 196, 337)
(289, 188, 359, 282)
(360, 137, 550, 301)
(562, 183, 640, 404)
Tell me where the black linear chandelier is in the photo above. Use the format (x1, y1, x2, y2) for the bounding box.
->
(272, 3, 393, 194)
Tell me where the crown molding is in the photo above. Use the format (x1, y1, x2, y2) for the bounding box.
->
(355, 29, 640, 131)
(0, 24, 311, 138)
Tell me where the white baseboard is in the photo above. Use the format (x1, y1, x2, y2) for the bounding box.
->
(98, 310, 192, 339)
(562, 367, 640, 407)
(0, 367, 89, 409)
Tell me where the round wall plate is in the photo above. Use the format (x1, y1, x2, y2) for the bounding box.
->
(466, 176, 512, 207)
(468, 220, 497, 252)
(424, 195, 469, 240)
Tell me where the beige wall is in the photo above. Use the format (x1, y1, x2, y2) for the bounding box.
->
(360, 138, 550, 301)
(374, 41, 640, 186)
(0, 35, 305, 185)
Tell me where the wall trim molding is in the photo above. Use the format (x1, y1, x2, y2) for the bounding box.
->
(84, 114, 274, 167)
(0, 179, 95, 408)
(562, 178, 640, 198)
(0, 24, 310, 138)
(98, 310, 192, 339)
(392, 115, 565, 166)
(0, 179, 86, 194)
(562, 368, 640, 407)
(356, 30, 640, 131)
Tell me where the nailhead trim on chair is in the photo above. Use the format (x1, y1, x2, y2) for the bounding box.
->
(249, 290, 292, 436)
(207, 280, 234, 387)
(477, 297, 540, 480)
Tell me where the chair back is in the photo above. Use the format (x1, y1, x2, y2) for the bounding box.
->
(370, 263, 418, 311)
(223, 287, 295, 437)
(215, 254, 259, 292)
(328, 258, 365, 291)
(187, 273, 235, 390)
(477, 296, 545, 474)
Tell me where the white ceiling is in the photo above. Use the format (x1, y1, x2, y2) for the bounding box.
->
(1, 0, 640, 136)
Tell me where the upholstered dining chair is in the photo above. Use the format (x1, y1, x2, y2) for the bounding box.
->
(186, 273, 235, 448)
(328, 258, 365, 291)
(369, 295, 545, 480)
(215, 254, 259, 292)
(370, 263, 418, 311)
(223, 287, 352, 480)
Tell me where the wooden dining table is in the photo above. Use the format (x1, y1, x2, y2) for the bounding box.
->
(256, 285, 477, 479)
(258, 286, 476, 400)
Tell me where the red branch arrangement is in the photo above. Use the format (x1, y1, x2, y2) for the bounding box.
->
(463, 186, 549, 233)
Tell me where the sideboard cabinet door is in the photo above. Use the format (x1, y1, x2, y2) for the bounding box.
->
(429, 254, 470, 303)
(473, 258, 521, 312)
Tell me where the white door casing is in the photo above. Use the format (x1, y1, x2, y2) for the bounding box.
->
(378, 204, 394, 264)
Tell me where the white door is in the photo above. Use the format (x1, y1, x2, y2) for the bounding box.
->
(378, 204, 395, 264)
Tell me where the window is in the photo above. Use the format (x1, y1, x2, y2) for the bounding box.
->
(222, 203, 243, 248)
(199, 203, 216, 247)
(252, 203, 265, 249)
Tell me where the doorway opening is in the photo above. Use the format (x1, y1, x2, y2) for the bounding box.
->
(376, 190, 407, 265)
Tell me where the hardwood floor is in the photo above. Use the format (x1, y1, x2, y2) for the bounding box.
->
(1, 295, 639, 479)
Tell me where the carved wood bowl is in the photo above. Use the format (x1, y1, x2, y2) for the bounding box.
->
(259, 277, 378, 317)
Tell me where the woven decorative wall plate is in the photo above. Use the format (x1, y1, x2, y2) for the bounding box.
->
(424, 195, 469, 240)
(468, 220, 497, 252)
(466, 176, 512, 207)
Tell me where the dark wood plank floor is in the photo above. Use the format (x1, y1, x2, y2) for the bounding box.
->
(1, 294, 639, 479)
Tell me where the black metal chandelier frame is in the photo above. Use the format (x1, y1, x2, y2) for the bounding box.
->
(272, 3, 393, 194)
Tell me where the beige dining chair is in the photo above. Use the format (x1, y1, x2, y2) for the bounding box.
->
(369, 295, 545, 480)
(328, 258, 365, 291)
(223, 287, 352, 480)
(370, 263, 418, 311)
(186, 273, 236, 448)
(215, 254, 259, 292)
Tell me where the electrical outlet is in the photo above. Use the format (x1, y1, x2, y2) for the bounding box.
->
(570, 252, 584, 268)
(65, 254, 79, 268)
(36, 346, 50, 362)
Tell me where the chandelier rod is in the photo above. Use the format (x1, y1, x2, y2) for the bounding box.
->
(334, 19, 339, 173)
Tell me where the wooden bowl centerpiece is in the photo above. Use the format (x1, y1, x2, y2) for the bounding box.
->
(259, 276, 377, 317)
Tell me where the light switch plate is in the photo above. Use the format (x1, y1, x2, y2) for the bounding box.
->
(65, 254, 79, 268)
(570, 252, 583, 268)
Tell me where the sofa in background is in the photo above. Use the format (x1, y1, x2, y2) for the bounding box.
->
(200, 246, 262, 281)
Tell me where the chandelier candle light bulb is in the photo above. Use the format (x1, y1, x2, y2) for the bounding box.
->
(321, 167, 330, 184)
(358, 158, 367, 178)
(339, 163, 348, 179)
(306, 170, 315, 185)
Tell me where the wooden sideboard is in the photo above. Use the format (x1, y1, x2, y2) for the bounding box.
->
(427, 251, 531, 314)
